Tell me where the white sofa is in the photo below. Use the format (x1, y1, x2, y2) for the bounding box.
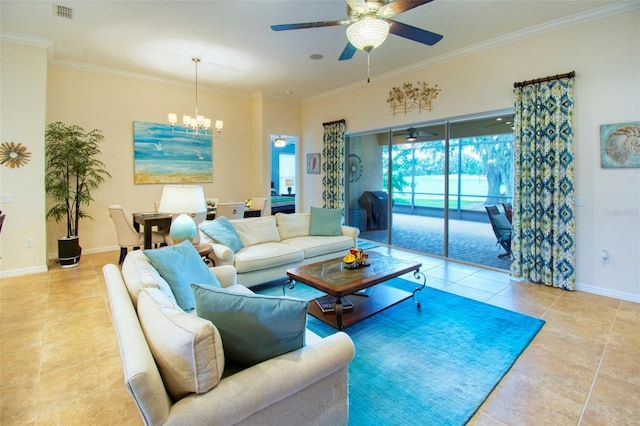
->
(200, 212, 359, 287)
(103, 250, 355, 426)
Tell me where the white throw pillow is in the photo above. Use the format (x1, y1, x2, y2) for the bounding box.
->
(137, 288, 225, 401)
(276, 213, 311, 240)
(231, 216, 281, 246)
(121, 250, 177, 306)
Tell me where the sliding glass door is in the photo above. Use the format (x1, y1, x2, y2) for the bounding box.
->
(347, 110, 514, 270)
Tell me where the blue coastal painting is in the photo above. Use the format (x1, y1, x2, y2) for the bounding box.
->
(133, 121, 213, 184)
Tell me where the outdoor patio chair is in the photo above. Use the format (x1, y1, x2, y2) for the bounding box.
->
(502, 202, 513, 223)
(485, 205, 512, 259)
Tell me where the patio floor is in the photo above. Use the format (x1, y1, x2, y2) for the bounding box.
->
(359, 213, 511, 270)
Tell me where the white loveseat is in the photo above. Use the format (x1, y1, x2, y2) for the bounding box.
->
(200, 212, 359, 287)
(103, 250, 355, 426)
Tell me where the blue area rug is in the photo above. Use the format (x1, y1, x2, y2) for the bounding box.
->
(256, 278, 544, 425)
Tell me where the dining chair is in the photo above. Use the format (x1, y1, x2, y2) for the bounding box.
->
(0, 210, 5, 234)
(108, 205, 166, 264)
(215, 202, 246, 220)
(249, 197, 268, 216)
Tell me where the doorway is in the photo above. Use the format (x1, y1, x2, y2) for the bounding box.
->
(270, 134, 297, 214)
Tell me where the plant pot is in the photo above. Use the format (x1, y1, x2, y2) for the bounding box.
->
(58, 236, 82, 268)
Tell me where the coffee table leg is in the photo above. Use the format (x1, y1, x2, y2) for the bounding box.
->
(282, 279, 295, 296)
(335, 297, 344, 330)
(412, 270, 427, 308)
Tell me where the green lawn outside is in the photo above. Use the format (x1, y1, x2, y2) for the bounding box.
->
(391, 174, 506, 209)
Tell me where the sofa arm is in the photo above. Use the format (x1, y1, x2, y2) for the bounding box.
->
(209, 265, 237, 288)
(341, 225, 360, 246)
(207, 243, 234, 267)
(166, 332, 355, 425)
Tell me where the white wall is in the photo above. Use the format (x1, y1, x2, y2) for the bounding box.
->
(0, 41, 48, 276)
(0, 43, 304, 276)
(300, 10, 640, 301)
(43, 65, 258, 258)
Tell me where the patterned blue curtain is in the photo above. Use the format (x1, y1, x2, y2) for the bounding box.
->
(511, 75, 576, 290)
(322, 120, 346, 210)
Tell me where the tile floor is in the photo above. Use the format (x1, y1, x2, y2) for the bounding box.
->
(1, 248, 638, 425)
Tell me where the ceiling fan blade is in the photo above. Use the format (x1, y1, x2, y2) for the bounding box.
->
(388, 19, 443, 46)
(379, 0, 435, 18)
(338, 42, 357, 61)
(271, 20, 349, 31)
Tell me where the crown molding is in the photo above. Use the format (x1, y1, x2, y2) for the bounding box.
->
(304, 1, 640, 103)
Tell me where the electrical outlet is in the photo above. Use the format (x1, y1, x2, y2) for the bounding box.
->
(26, 238, 33, 248)
(600, 249, 609, 264)
(576, 196, 584, 207)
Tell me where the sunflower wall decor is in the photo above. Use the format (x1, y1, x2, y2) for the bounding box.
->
(0, 142, 32, 168)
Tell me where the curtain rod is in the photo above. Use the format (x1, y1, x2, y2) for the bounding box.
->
(322, 119, 346, 126)
(513, 71, 575, 88)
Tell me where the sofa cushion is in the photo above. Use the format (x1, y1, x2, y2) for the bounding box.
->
(233, 242, 305, 273)
(309, 207, 342, 236)
(231, 216, 281, 247)
(137, 288, 225, 401)
(121, 250, 178, 306)
(282, 235, 354, 259)
(276, 213, 311, 240)
(191, 283, 308, 366)
(199, 217, 244, 252)
(144, 240, 221, 312)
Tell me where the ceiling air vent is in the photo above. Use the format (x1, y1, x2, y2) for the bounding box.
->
(53, 4, 73, 19)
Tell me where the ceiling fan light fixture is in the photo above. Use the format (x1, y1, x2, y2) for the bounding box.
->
(405, 127, 417, 142)
(274, 136, 286, 148)
(346, 16, 389, 52)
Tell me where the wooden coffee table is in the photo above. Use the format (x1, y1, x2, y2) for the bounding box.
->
(286, 252, 426, 330)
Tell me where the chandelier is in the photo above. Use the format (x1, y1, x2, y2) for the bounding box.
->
(168, 58, 223, 136)
(346, 15, 390, 53)
(274, 136, 286, 148)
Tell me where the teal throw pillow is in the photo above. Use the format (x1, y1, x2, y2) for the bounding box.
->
(309, 207, 342, 236)
(199, 217, 244, 252)
(191, 283, 309, 365)
(144, 240, 221, 312)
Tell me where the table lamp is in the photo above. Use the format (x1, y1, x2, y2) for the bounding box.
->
(285, 179, 294, 195)
(157, 185, 206, 243)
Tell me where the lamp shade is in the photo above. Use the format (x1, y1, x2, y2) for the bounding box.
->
(285, 179, 294, 186)
(158, 185, 206, 216)
(158, 185, 207, 242)
(346, 17, 390, 52)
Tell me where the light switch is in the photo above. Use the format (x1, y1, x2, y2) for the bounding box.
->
(576, 196, 584, 207)
(1, 194, 13, 203)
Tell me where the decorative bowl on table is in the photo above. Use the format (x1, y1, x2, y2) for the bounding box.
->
(343, 248, 370, 269)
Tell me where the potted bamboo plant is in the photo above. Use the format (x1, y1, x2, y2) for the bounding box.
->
(45, 122, 111, 267)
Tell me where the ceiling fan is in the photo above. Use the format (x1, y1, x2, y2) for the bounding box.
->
(271, 0, 443, 61)
(401, 127, 438, 141)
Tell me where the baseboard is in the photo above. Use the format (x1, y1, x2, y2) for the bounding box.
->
(576, 282, 640, 303)
(47, 245, 120, 260)
(0, 264, 49, 278)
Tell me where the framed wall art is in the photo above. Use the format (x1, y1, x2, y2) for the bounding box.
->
(133, 121, 213, 184)
(307, 153, 321, 174)
(600, 121, 640, 168)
